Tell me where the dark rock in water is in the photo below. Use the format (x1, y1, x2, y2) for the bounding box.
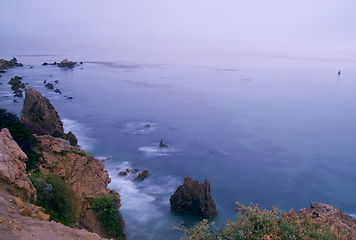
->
(159, 139, 168, 147)
(21, 87, 78, 146)
(65, 131, 78, 146)
(134, 170, 149, 181)
(298, 202, 356, 239)
(30, 66, 33, 68)
(0, 58, 23, 70)
(0, 74, 2, 77)
(13, 99, 19, 103)
(58, 59, 77, 68)
(54, 80, 59, 84)
(8, 76, 25, 98)
(43, 80, 47, 83)
(119, 168, 139, 176)
(0, 70, 5, 73)
(66, 96, 73, 100)
(45, 83, 54, 89)
(170, 176, 217, 218)
(54, 89, 62, 94)
(42, 62, 49, 66)
(80, 61, 83, 64)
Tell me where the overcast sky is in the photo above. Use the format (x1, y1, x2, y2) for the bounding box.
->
(1, 0, 356, 59)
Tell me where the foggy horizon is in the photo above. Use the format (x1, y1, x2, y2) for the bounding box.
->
(1, 0, 356, 60)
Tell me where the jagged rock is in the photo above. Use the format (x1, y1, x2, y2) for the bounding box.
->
(134, 170, 149, 181)
(65, 131, 78, 146)
(20, 87, 77, 146)
(45, 83, 54, 89)
(299, 202, 356, 239)
(55, 80, 59, 84)
(118, 168, 138, 176)
(8, 76, 25, 97)
(170, 176, 217, 218)
(0, 190, 108, 240)
(54, 89, 62, 94)
(0, 128, 36, 202)
(34, 134, 124, 237)
(0, 58, 23, 70)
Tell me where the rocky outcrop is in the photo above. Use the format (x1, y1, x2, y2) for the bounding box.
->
(42, 59, 77, 68)
(0, 190, 108, 240)
(299, 202, 356, 239)
(0, 58, 23, 71)
(170, 176, 217, 218)
(20, 87, 77, 146)
(0, 128, 36, 202)
(8, 76, 25, 97)
(34, 134, 124, 237)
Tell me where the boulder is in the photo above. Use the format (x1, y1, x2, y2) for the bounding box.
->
(8, 76, 25, 98)
(134, 170, 149, 181)
(0, 58, 23, 70)
(0, 128, 36, 202)
(20, 87, 77, 146)
(299, 202, 356, 239)
(170, 176, 217, 218)
(45, 83, 54, 89)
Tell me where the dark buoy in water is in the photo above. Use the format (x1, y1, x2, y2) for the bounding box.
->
(159, 139, 168, 147)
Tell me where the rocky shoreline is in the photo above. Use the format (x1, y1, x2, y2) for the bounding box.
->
(1, 57, 356, 239)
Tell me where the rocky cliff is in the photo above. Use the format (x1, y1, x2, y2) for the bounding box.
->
(170, 176, 217, 219)
(0, 128, 36, 202)
(21, 87, 77, 146)
(34, 134, 123, 236)
(299, 202, 356, 239)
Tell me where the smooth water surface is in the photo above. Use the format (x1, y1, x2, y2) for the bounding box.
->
(1, 51, 356, 239)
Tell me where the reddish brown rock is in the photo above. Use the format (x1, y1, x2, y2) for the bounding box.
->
(170, 176, 217, 218)
(299, 202, 356, 239)
(21, 87, 77, 146)
(0, 128, 36, 202)
(35, 134, 124, 237)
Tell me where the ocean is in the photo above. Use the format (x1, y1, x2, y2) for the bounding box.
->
(1, 49, 356, 239)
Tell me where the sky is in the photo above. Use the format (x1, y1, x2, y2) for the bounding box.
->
(1, 0, 356, 59)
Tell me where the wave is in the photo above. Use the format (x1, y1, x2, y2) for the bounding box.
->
(62, 118, 95, 151)
(138, 145, 179, 156)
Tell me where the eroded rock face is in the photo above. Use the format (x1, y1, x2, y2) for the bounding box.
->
(21, 87, 77, 146)
(0, 128, 36, 202)
(170, 176, 217, 218)
(299, 202, 356, 239)
(0, 190, 108, 240)
(0, 58, 23, 70)
(35, 134, 124, 237)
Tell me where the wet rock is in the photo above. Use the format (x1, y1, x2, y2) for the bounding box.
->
(54, 89, 62, 94)
(58, 59, 77, 68)
(21, 87, 78, 146)
(134, 170, 149, 181)
(0, 58, 24, 70)
(43, 80, 47, 83)
(0, 70, 6, 73)
(45, 83, 54, 89)
(65, 131, 78, 146)
(66, 96, 73, 100)
(8, 76, 25, 97)
(170, 176, 217, 218)
(118, 168, 139, 176)
(54, 80, 59, 84)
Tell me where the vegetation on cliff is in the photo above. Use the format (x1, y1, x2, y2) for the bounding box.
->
(93, 193, 125, 240)
(0, 109, 40, 171)
(178, 203, 342, 240)
(29, 173, 78, 227)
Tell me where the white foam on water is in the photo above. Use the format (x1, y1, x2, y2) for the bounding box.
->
(108, 161, 165, 224)
(349, 213, 356, 220)
(121, 121, 158, 134)
(138, 144, 179, 157)
(62, 118, 95, 151)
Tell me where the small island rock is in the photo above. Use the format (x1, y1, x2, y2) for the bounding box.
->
(170, 176, 217, 218)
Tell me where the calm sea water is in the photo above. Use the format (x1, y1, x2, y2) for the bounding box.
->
(1, 49, 356, 239)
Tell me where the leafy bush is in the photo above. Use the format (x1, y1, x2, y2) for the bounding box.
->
(29, 173, 78, 227)
(93, 193, 125, 239)
(0, 108, 40, 171)
(177, 203, 341, 240)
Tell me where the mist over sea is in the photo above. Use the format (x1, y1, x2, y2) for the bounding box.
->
(1, 49, 356, 239)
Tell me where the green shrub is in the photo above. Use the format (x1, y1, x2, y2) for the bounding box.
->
(0, 108, 40, 171)
(177, 203, 341, 240)
(29, 173, 78, 227)
(93, 193, 125, 240)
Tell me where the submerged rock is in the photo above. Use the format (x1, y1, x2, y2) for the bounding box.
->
(134, 170, 149, 181)
(21, 87, 77, 146)
(45, 83, 54, 89)
(54, 88, 62, 94)
(170, 176, 217, 218)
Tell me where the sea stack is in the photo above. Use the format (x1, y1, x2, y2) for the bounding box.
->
(20, 87, 77, 146)
(170, 176, 217, 218)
